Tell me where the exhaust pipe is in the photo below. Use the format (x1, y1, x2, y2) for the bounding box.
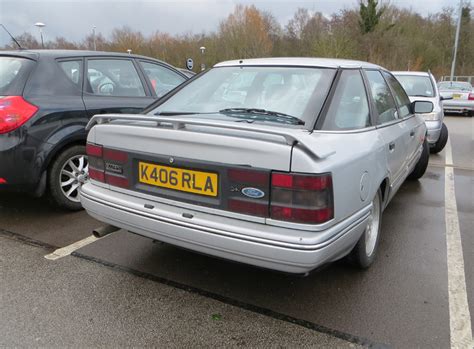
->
(93, 224, 120, 238)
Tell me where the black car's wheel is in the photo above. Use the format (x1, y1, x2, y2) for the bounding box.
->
(48, 145, 88, 211)
(408, 140, 429, 180)
(430, 123, 448, 154)
(348, 190, 382, 269)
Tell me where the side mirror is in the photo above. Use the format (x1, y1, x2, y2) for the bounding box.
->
(412, 100, 434, 114)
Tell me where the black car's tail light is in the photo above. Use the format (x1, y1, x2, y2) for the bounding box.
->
(86, 143, 129, 188)
(0, 96, 38, 134)
(270, 172, 333, 224)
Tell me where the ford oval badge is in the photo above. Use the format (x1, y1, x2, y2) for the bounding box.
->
(241, 187, 265, 199)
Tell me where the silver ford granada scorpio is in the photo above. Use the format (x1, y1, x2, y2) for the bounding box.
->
(80, 58, 432, 274)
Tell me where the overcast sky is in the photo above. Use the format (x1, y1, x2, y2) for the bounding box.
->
(0, 0, 459, 47)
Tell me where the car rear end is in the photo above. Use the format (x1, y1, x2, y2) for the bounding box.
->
(439, 82, 474, 115)
(0, 53, 39, 192)
(80, 116, 369, 274)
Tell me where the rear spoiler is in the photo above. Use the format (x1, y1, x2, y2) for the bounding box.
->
(86, 114, 336, 159)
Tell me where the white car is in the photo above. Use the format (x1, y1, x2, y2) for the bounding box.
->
(438, 81, 474, 116)
(393, 71, 448, 153)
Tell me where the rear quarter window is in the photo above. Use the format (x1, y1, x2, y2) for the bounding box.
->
(0, 57, 36, 95)
(24, 57, 83, 97)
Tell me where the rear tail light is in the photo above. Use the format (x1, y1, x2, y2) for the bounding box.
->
(270, 172, 333, 224)
(226, 168, 333, 224)
(0, 96, 38, 134)
(0, 178, 7, 184)
(86, 143, 103, 158)
(228, 168, 269, 185)
(228, 199, 268, 217)
(86, 143, 129, 188)
(468, 93, 474, 101)
(227, 168, 270, 217)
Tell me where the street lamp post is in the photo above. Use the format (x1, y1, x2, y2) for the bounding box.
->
(200, 46, 206, 71)
(34, 22, 45, 49)
(92, 26, 97, 51)
(450, 0, 463, 81)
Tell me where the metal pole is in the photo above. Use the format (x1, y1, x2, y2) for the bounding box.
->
(34, 22, 45, 49)
(92, 26, 97, 51)
(450, 0, 463, 81)
(200, 46, 206, 71)
(40, 29, 44, 48)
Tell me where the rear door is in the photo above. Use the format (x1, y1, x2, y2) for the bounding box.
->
(82, 57, 154, 117)
(365, 69, 408, 190)
(137, 60, 187, 98)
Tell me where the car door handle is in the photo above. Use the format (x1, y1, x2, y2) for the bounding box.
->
(389, 142, 396, 151)
(410, 130, 415, 137)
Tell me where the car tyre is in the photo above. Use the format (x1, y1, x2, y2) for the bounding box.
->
(407, 140, 429, 180)
(348, 190, 382, 269)
(48, 145, 88, 211)
(430, 123, 448, 154)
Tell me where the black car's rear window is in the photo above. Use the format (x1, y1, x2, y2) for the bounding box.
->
(0, 56, 36, 96)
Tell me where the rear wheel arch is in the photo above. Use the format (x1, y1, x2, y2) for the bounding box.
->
(43, 137, 86, 175)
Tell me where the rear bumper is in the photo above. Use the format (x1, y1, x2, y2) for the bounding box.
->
(80, 183, 371, 274)
(443, 100, 474, 113)
(0, 133, 39, 192)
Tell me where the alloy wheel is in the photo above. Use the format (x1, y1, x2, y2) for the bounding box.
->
(59, 155, 89, 203)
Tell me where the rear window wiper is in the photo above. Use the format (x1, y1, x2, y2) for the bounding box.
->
(219, 108, 305, 125)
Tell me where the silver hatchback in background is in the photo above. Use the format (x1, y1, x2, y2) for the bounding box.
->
(393, 71, 448, 153)
(81, 58, 433, 274)
(438, 81, 474, 116)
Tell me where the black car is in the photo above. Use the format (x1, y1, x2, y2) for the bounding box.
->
(0, 49, 188, 210)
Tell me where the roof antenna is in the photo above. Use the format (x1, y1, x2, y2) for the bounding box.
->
(0, 24, 23, 49)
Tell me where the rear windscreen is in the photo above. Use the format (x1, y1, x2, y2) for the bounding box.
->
(0, 56, 36, 95)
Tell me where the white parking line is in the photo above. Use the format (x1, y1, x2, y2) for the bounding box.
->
(444, 138, 474, 348)
(44, 235, 99, 261)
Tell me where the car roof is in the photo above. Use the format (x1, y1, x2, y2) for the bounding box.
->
(214, 57, 382, 69)
(392, 71, 430, 77)
(0, 49, 187, 78)
(0, 49, 171, 64)
(438, 81, 471, 86)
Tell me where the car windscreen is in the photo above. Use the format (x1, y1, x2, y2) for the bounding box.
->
(149, 66, 336, 128)
(0, 56, 36, 95)
(395, 75, 435, 97)
(438, 81, 472, 91)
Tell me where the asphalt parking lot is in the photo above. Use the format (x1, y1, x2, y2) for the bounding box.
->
(1, 116, 472, 348)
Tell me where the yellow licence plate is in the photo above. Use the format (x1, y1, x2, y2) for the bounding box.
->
(138, 162, 218, 197)
(453, 94, 462, 99)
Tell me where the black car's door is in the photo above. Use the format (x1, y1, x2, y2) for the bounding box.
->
(137, 60, 187, 98)
(82, 57, 155, 117)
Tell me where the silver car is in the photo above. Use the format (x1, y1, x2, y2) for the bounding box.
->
(438, 81, 474, 116)
(393, 71, 448, 153)
(80, 58, 431, 274)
